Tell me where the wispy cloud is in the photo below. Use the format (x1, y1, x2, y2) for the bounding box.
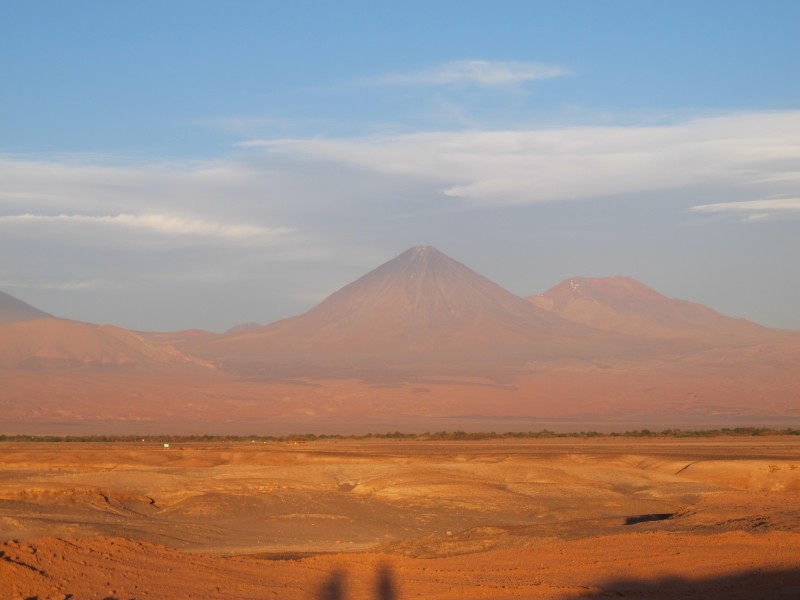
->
(0, 154, 309, 256)
(242, 111, 800, 206)
(689, 198, 800, 213)
(690, 198, 800, 222)
(0, 213, 293, 240)
(367, 60, 569, 87)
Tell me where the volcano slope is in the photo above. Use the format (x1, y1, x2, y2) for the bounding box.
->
(0, 290, 52, 324)
(1, 437, 799, 599)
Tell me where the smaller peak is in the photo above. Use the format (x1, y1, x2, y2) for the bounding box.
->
(540, 275, 667, 306)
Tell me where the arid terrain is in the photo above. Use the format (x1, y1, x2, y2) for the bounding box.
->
(2, 437, 799, 598)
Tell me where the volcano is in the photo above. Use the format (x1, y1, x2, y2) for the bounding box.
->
(194, 246, 627, 373)
(0, 290, 52, 324)
(528, 276, 786, 343)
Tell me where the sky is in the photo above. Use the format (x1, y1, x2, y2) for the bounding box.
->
(1, 1, 799, 332)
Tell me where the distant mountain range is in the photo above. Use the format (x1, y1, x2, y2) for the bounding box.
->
(1, 246, 798, 433)
(1, 245, 796, 372)
(0, 291, 204, 370)
(182, 246, 795, 373)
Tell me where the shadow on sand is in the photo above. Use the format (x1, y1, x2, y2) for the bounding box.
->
(43, 564, 798, 599)
(564, 568, 800, 599)
(315, 566, 800, 599)
(317, 563, 397, 600)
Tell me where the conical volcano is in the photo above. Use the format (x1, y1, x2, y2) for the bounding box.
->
(280, 245, 574, 344)
(196, 246, 624, 373)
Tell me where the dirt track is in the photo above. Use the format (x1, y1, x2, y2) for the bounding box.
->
(1, 438, 799, 598)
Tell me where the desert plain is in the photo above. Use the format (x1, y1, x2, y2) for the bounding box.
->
(2, 436, 799, 599)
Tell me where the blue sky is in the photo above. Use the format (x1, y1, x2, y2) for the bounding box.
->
(1, 1, 799, 330)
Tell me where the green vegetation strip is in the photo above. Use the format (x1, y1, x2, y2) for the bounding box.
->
(0, 427, 798, 443)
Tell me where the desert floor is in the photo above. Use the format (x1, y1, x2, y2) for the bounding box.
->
(1, 437, 799, 599)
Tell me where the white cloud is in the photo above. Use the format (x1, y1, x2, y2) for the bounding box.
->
(690, 198, 800, 223)
(242, 111, 800, 206)
(743, 213, 770, 222)
(367, 60, 569, 87)
(689, 198, 800, 213)
(0, 213, 293, 240)
(0, 154, 308, 254)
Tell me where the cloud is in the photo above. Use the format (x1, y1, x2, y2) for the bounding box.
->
(367, 60, 569, 87)
(242, 110, 800, 206)
(0, 154, 310, 255)
(743, 213, 770, 222)
(689, 198, 800, 223)
(689, 198, 800, 213)
(0, 213, 293, 241)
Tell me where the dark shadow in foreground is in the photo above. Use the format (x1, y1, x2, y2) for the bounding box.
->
(316, 564, 397, 600)
(624, 513, 673, 525)
(317, 568, 346, 600)
(50, 564, 797, 599)
(376, 564, 397, 600)
(568, 568, 800, 599)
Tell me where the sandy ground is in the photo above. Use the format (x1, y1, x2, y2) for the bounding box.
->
(1, 437, 799, 599)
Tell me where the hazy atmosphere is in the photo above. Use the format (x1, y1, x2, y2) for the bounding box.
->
(2, 1, 799, 332)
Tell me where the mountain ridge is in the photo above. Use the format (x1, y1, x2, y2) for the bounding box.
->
(0, 317, 212, 370)
(1, 249, 798, 431)
(0, 290, 52, 324)
(0, 290, 211, 370)
(528, 275, 788, 342)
